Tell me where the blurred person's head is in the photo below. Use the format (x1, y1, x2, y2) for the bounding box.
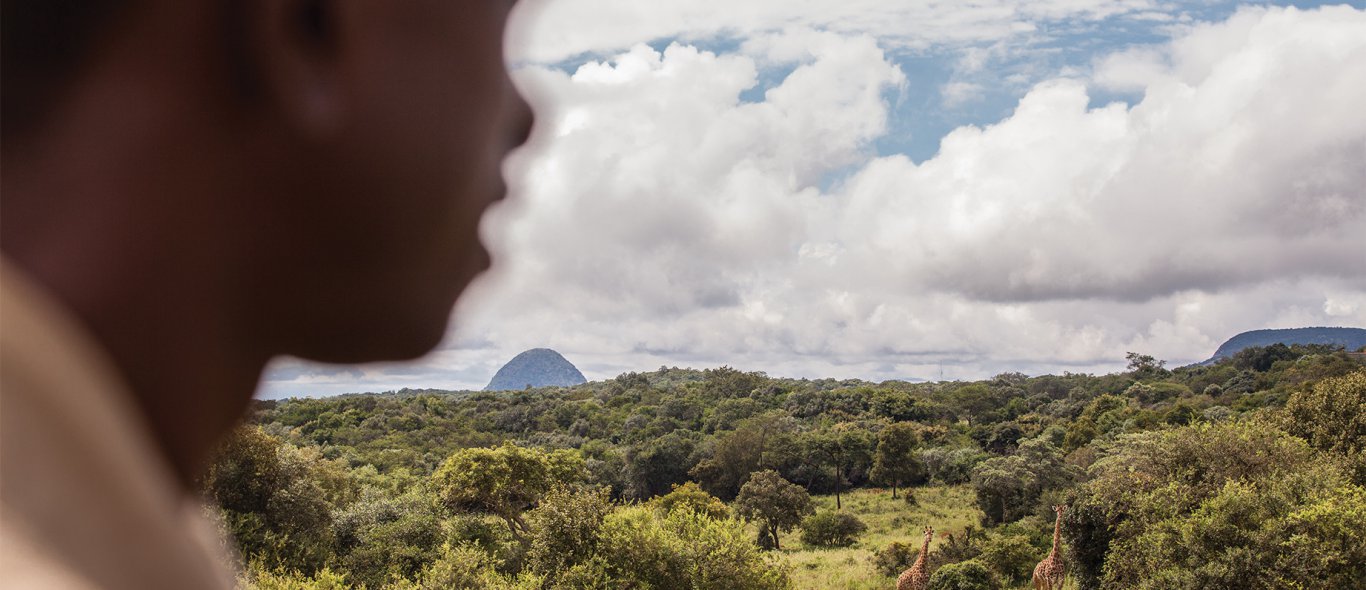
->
(1, 0, 532, 478)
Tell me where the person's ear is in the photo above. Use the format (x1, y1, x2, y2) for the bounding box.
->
(246, 0, 352, 135)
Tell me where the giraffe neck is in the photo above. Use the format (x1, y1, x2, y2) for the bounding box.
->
(1050, 511, 1062, 558)
(915, 534, 931, 566)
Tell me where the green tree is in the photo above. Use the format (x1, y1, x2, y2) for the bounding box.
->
(432, 443, 585, 545)
(1125, 352, 1168, 379)
(702, 366, 767, 399)
(804, 423, 875, 509)
(704, 397, 763, 432)
(1231, 343, 1298, 372)
(205, 427, 284, 515)
(974, 421, 1023, 455)
(204, 427, 342, 574)
(733, 470, 814, 550)
(869, 422, 925, 499)
(689, 411, 791, 499)
(970, 438, 1074, 525)
(919, 447, 986, 485)
(625, 431, 700, 499)
(870, 389, 936, 422)
(1126, 380, 1191, 405)
(947, 383, 1007, 426)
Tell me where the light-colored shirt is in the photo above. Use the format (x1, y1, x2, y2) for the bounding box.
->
(0, 259, 237, 589)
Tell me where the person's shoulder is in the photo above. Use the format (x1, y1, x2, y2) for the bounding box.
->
(0, 519, 100, 590)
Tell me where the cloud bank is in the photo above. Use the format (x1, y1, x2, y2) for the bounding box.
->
(260, 5, 1366, 397)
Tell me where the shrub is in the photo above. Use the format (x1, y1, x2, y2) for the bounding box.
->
(799, 511, 867, 547)
(526, 486, 613, 577)
(1201, 405, 1232, 423)
(930, 527, 982, 569)
(1070, 419, 1362, 589)
(1284, 370, 1366, 481)
(926, 559, 1000, 590)
(446, 514, 505, 552)
(902, 490, 919, 506)
(333, 490, 444, 588)
(598, 506, 792, 590)
(1134, 381, 1191, 404)
(410, 543, 504, 589)
(653, 481, 730, 520)
(977, 533, 1037, 585)
(239, 565, 349, 590)
(1273, 484, 1366, 588)
(552, 557, 612, 590)
(871, 541, 918, 577)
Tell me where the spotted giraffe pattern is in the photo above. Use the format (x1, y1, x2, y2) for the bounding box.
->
(896, 526, 934, 590)
(1032, 505, 1067, 590)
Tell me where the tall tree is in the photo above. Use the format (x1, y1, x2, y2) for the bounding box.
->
(804, 423, 875, 509)
(432, 443, 585, 545)
(1125, 351, 1169, 380)
(733, 470, 814, 550)
(970, 438, 1074, 525)
(689, 411, 792, 499)
(869, 422, 924, 499)
(625, 431, 700, 499)
(702, 366, 768, 399)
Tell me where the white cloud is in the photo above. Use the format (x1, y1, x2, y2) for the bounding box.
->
(940, 81, 986, 107)
(1092, 46, 1169, 92)
(836, 6, 1366, 302)
(509, 0, 1164, 63)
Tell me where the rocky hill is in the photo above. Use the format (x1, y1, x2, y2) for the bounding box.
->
(485, 348, 587, 391)
(1204, 326, 1366, 363)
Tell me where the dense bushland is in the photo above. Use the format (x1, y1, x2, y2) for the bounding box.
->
(208, 345, 1366, 588)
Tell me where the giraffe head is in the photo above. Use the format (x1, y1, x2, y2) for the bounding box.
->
(1052, 505, 1067, 517)
(922, 525, 934, 540)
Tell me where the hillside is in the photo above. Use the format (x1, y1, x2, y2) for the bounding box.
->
(1205, 327, 1366, 363)
(485, 348, 587, 391)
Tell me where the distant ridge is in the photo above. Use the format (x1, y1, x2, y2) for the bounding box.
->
(1204, 327, 1366, 364)
(485, 348, 587, 391)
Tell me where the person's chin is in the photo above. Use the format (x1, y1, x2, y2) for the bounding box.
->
(355, 315, 452, 362)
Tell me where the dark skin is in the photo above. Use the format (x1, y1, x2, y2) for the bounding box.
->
(0, 0, 533, 487)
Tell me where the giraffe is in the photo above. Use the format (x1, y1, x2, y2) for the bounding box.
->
(896, 525, 934, 590)
(1032, 505, 1067, 590)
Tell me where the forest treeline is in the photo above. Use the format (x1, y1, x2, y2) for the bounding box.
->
(208, 344, 1366, 589)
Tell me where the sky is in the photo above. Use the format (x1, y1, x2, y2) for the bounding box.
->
(257, 0, 1366, 399)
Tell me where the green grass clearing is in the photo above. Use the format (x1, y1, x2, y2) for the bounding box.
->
(777, 485, 981, 590)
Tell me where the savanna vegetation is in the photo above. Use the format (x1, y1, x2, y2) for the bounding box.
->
(206, 344, 1366, 589)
